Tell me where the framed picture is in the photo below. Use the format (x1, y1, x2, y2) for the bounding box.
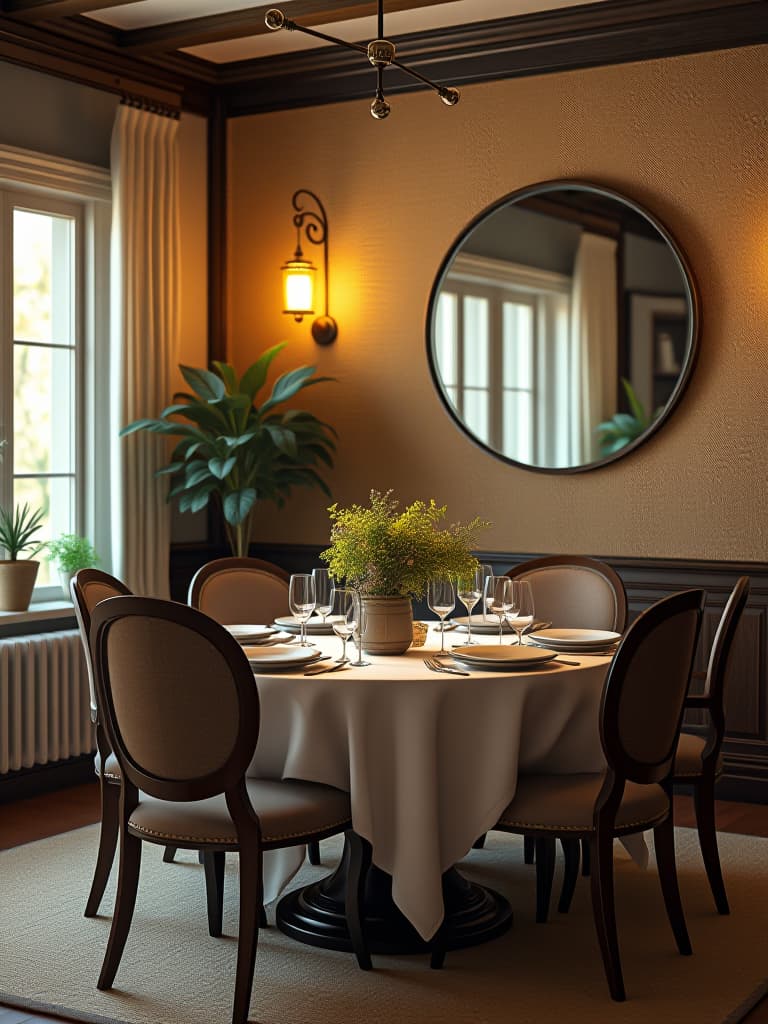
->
(627, 292, 689, 414)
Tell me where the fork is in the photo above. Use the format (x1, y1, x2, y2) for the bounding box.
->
(423, 657, 470, 677)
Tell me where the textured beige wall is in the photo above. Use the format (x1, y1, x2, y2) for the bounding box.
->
(228, 45, 768, 562)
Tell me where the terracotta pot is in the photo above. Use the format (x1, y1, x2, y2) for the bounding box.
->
(0, 559, 40, 611)
(361, 596, 413, 655)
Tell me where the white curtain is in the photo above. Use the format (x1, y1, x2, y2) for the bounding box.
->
(568, 232, 618, 464)
(109, 103, 180, 597)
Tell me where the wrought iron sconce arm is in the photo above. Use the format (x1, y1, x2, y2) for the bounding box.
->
(291, 189, 337, 346)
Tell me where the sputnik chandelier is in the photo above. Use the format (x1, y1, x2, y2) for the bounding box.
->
(264, 2, 460, 119)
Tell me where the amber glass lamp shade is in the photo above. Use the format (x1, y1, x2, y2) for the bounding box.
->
(282, 257, 316, 321)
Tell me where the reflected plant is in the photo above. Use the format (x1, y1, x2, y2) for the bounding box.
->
(596, 378, 662, 456)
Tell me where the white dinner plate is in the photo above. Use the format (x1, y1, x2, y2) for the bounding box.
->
(224, 624, 277, 641)
(529, 640, 617, 655)
(238, 630, 294, 646)
(451, 645, 557, 670)
(528, 628, 622, 649)
(273, 614, 343, 635)
(243, 644, 322, 668)
(452, 615, 513, 634)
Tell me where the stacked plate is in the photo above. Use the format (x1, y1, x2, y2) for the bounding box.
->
(273, 614, 343, 636)
(527, 628, 622, 654)
(224, 624, 292, 645)
(243, 643, 324, 671)
(451, 644, 556, 671)
(452, 615, 513, 635)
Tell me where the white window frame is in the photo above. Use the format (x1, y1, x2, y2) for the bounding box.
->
(0, 145, 111, 607)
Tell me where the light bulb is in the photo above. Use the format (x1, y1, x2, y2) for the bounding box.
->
(370, 96, 391, 120)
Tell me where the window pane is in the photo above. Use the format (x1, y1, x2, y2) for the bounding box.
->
(464, 388, 489, 443)
(503, 392, 532, 462)
(463, 297, 489, 387)
(435, 293, 458, 386)
(12, 475, 74, 586)
(13, 209, 74, 346)
(503, 302, 533, 389)
(13, 343, 75, 474)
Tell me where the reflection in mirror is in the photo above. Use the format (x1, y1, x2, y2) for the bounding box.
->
(427, 182, 698, 472)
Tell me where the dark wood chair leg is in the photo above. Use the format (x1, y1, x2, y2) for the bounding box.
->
(231, 845, 261, 1024)
(345, 831, 372, 971)
(580, 837, 591, 876)
(589, 831, 625, 1001)
(85, 778, 120, 918)
(558, 837, 580, 914)
(203, 850, 226, 938)
(524, 835, 535, 864)
(97, 828, 142, 990)
(163, 846, 178, 863)
(534, 837, 556, 923)
(654, 815, 692, 955)
(308, 840, 321, 865)
(692, 775, 729, 914)
(472, 833, 487, 850)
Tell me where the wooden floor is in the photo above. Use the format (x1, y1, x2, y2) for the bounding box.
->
(1, 783, 768, 1023)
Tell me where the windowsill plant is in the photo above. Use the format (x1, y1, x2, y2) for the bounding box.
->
(0, 439, 47, 611)
(47, 533, 99, 597)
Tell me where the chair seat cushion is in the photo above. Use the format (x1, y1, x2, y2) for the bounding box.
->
(495, 773, 669, 833)
(673, 732, 723, 779)
(128, 778, 351, 847)
(94, 751, 121, 783)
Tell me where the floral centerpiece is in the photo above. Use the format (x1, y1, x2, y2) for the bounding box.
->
(320, 490, 490, 653)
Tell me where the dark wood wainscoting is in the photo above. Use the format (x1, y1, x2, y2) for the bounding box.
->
(173, 545, 767, 801)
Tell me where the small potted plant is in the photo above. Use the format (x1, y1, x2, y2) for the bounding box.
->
(320, 490, 489, 654)
(0, 440, 47, 611)
(47, 533, 99, 597)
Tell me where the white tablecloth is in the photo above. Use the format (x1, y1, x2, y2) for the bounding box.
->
(249, 629, 616, 941)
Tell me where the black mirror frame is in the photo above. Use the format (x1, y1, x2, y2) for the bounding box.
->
(425, 179, 701, 474)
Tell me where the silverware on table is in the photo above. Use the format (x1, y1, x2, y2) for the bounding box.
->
(423, 657, 470, 677)
(553, 656, 580, 666)
(303, 661, 348, 676)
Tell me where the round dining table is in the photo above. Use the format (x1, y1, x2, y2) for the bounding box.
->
(247, 626, 617, 955)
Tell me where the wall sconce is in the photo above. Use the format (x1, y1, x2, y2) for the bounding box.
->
(281, 189, 337, 345)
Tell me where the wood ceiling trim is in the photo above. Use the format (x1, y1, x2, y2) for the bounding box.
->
(1, 0, 140, 19)
(118, 1, 450, 55)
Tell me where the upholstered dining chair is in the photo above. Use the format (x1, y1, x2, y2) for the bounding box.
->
(485, 588, 704, 1001)
(89, 595, 367, 1024)
(673, 575, 750, 914)
(506, 554, 628, 632)
(188, 556, 290, 627)
(187, 556, 325, 866)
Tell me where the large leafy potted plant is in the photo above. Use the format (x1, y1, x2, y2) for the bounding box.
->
(320, 490, 489, 653)
(120, 344, 336, 557)
(0, 440, 47, 611)
(595, 377, 661, 457)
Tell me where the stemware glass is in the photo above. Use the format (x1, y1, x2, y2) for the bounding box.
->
(428, 577, 456, 653)
(348, 590, 371, 667)
(330, 587, 357, 664)
(288, 573, 316, 647)
(484, 575, 515, 644)
(312, 567, 334, 624)
(507, 580, 535, 646)
(456, 567, 484, 645)
(478, 563, 493, 621)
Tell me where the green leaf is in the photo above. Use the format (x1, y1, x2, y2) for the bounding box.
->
(621, 377, 647, 425)
(185, 465, 214, 488)
(223, 488, 258, 526)
(222, 431, 258, 449)
(238, 343, 287, 400)
(208, 455, 237, 479)
(264, 425, 298, 457)
(180, 365, 226, 402)
(212, 361, 237, 393)
(261, 366, 332, 413)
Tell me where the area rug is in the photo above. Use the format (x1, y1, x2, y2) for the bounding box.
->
(1, 825, 766, 1024)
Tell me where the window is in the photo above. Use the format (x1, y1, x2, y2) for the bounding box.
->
(0, 147, 111, 601)
(434, 254, 570, 465)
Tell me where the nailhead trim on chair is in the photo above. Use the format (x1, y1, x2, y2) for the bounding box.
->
(129, 816, 352, 845)
(496, 813, 666, 832)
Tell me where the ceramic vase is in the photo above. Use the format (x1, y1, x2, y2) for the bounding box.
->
(361, 596, 413, 655)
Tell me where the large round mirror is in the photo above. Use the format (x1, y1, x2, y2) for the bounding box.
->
(426, 180, 699, 473)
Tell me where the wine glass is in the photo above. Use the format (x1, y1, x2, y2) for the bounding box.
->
(312, 568, 334, 624)
(288, 573, 316, 647)
(456, 567, 484, 645)
(483, 575, 515, 644)
(507, 580, 535, 646)
(428, 577, 455, 653)
(477, 563, 493, 622)
(330, 587, 357, 664)
(348, 590, 371, 667)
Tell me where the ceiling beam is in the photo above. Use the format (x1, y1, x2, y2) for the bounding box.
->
(2, 0, 142, 19)
(118, 0, 450, 55)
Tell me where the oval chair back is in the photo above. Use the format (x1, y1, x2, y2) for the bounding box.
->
(188, 556, 290, 627)
(507, 555, 627, 632)
(71, 568, 132, 724)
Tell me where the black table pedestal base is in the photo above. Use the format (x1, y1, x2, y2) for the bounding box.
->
(275, 836, 513, 955)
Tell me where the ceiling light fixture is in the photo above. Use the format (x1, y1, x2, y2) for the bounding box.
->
(265, 2, 460, 120)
